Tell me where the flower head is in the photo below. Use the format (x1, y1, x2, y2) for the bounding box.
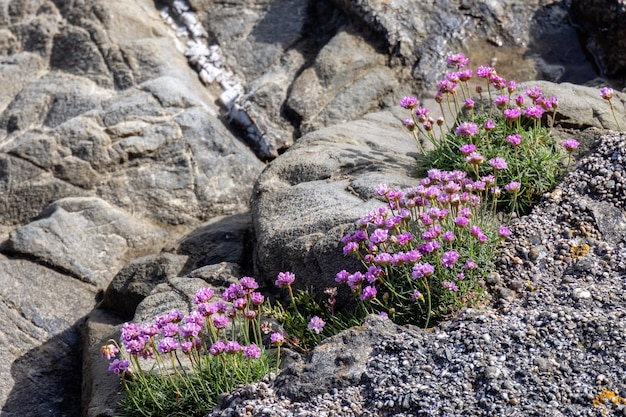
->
(505, 181, 521, 192)
(455, 122, 478, 136)
(411, 290, 423, 302)
(100, 344, 119, 360)
(360, 286, 377, 301)
(441, 250, 459, 268)
(600, 87, 614, 100)
(442, 281, 459, 292)
(465, 151, 484, 165)
(225, 340, 242, 354)
(209, 341, 226, 356)
(240, 276, 259, 292)
(484, 119, 495, 130)
(400, 96, 419, 109)
(489, 157, 508, 171)
(108, 358, 130, 375)
(524, 105, 544, 120)
(193, 287, 215, 304)
(507, 134, 522, 146)
(308, 316, 326, 334)
(251, 292, 265, 305)
(562, 138, 579, 152)
(503, 108, 521, 121)
(243, 344, 261, 359)
(275, 271, 295, 288)
(158, 337, 179, 354)
(270, 332, 285, 346)
(499, 226, 511, 238)
(447, 53, 469, 69)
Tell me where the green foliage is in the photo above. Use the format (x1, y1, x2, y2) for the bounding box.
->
(119, 354, 272, 417)
(418, 112, 563, 216)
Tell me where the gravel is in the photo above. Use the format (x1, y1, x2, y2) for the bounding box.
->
(207, 132, 626, 417)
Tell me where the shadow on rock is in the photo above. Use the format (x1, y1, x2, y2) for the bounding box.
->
(1, 320, 85, 417)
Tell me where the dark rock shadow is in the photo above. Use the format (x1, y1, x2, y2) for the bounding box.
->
(525, 2, 600, 85)
(1, 319, 85, 417)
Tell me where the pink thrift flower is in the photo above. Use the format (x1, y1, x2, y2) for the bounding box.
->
(100, 344, 119, 360)
(503, 108, 521, 120)
(499, 226, 511, 238)
(447, 53, 469, 68)
(562, 138, 580, 152)
(525, 86, 543, 100)
(441, 250, 460, 268)
(600, 87, 614, 100)
(308, 316, 326, 334)
(270, 332, 285, 346)
(507, 134, 522, 146)
(251, 292, 265, 305)
(243, 344, 261, 359)
(525, 105, 544, 119)
(455, 122, 478, 136)
(484, 119, 495, 130)
(275, 271, 296, 288)
(360, 286, 377, 301)
(465, 151, 485, 165)
(494, 95, 508, 108)
(193, 287, 215, 304)
(400, 96, 419, 109)
(108, 358, 130, 375)
(505, 181, 521, 192)
(209, 341, 226, 356)
(442, 281, 459, 292)
(489, 157, 508, 171)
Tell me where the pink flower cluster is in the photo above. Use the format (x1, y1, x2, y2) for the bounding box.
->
(103, 276, 270, 376)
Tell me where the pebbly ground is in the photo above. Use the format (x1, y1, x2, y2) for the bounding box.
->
(207, 132, 626, 417)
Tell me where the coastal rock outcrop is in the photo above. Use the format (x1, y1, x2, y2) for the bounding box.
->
(0, 0, 625, 416)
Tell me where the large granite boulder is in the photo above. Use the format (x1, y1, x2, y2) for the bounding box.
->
(251, 109, 421, 293)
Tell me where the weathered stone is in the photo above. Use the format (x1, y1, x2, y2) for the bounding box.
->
(274, 314, 409, 400)
(100, 252, 189, 319)
(252, 110, 421, 293)
(81, 308, 125, 417)
(0, 259, 97, 417)
(5, 197, 169, 288)
(169, 212, 255, 276)
(570, 0, 626, 80)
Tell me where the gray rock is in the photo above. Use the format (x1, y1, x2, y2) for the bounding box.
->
(570, 0, 626, 80)
(0, 259, 97, 417)
(287, 28, 398, 135)
(100, 252, 189, 319)
(81, 308, 125, 417)
(5, 197, 169, 288)
(0, 0, 264, 228)
(252, 110, 421, 292)
(169, 212, 255, 276)
(328, 0, 591, 88)
(524, 80, 626, 132)
(274, 314, 408, 401)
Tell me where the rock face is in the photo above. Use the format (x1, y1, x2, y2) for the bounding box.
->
(1, 0, 626, 416)
(0, 1, 262, 415)
(571, 0, 626, 81)
(251, 110, 421, 294)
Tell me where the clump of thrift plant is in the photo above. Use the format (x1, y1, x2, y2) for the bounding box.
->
(402, 53, 577, 216)
(102, 276, 275, 417)
(337, 169, 510, 328)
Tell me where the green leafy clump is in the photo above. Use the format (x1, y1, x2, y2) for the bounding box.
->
(102, 279, 275, 417)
